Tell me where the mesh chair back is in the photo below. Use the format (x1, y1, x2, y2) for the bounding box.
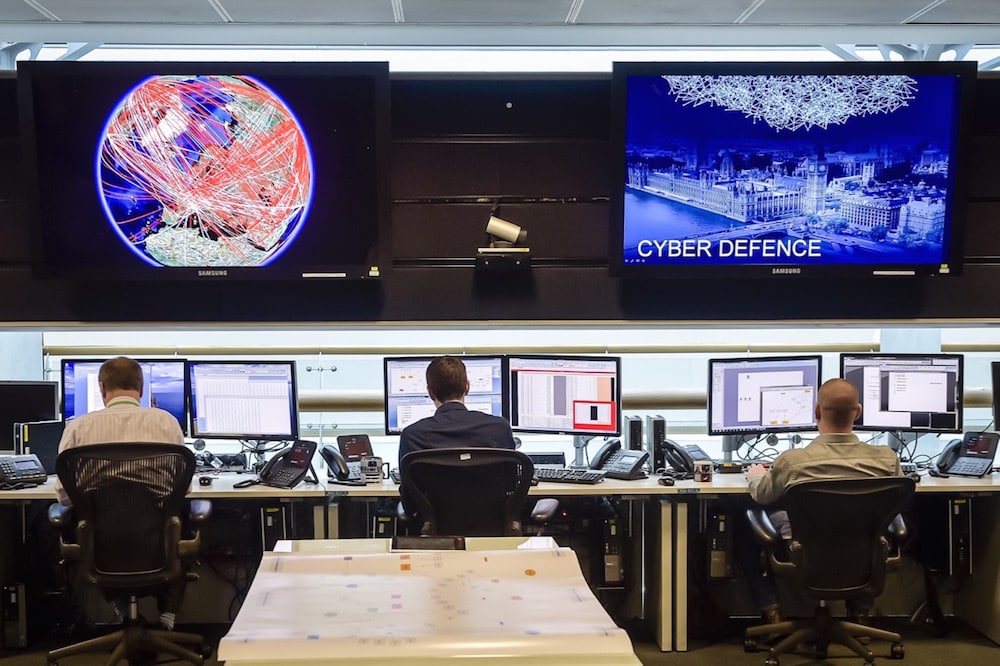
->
(56, 443, 195, 586)
(400, 448, 534, 536)
(784, 476, 915, 600)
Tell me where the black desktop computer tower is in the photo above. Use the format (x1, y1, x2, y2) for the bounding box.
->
(915, 495, 973, 577)
(707, 512, 734, 579)
(600, 500, 626, 585)
(646, 415, 666, 474)
(624, 416, 643, 451)
(1, 584, 27, 648)
(260, 505, 287, 551)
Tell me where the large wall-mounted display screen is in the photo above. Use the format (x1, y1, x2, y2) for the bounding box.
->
(611, 61, 976, 278)
(18, 61, 388, 280)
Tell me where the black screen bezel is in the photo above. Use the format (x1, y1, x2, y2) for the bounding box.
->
(610, 60, 977, 279)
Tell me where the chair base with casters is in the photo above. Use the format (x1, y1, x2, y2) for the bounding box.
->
(46, 605, 209, 665)
(744, 602, 904, 665)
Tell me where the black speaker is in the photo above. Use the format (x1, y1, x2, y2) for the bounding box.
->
(646, 415, 666, 473)
(624, 416, 643, 451)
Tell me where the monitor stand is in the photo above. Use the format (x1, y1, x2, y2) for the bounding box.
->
(570, 435, 596, 469)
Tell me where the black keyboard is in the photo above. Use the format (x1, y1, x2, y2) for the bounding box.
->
(389, 468, 401, 484)
(533, 467, 605, 485)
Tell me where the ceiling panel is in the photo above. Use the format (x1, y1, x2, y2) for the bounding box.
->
(744, 0, 934, 25)
(1, 3, 51, 21)
(576, 0, 748, 25)
(34, 0, 224, 23)
(401, 0, 575, 24)
(222, 0, 396, 24)
(916, 0, 1000, 23)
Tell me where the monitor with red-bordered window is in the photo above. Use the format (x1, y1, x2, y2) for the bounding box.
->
(508, 355, 621, 437)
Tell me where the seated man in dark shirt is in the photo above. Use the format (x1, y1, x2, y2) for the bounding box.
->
(396, 356, 517, 526)
(397, 355, 516, 460)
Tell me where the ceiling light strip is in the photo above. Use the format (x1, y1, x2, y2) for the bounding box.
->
(902, 0, 947, 24)
(207, 0, 234, 23)
(23, 0, 59, 22)
(566, 0, 585, 24)
(734, 0, 767, 25)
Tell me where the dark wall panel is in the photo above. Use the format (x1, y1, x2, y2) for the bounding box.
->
(0, 73, 997, 324)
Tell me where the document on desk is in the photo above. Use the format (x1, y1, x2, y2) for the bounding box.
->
(219, 547, 640, 665)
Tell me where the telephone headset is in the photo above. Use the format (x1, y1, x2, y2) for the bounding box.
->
(233, 439, 318, 489)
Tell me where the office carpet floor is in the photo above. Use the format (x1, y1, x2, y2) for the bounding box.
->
(1, 617, 996, 664)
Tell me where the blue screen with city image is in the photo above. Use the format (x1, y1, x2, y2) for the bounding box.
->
(611, 61, 976, 278)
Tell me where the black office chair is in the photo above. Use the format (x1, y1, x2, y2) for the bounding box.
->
(743, 476, 916, 666)
(399, 448, 556, 537)
(47, 443, 211, 666)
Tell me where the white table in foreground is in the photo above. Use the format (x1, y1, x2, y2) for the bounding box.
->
(218, 537, 641, 666)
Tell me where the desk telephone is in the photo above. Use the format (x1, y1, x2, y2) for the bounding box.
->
(590, 439, 649, 480)
(257, 440, 317, 489)
(661, 440, 713, 479)
(0, 453, 48, 488)
(319, 445, 366, 486)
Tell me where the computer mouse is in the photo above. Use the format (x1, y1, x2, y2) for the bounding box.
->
(658, 475, 675, 486)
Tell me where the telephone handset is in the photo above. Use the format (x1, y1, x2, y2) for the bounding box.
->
(320, 445, 365, 486)
(258, 440, 317, 489)
(935, 438, 962, 475)
(662, 439, 695, 476)
(590, 439, 649, 480)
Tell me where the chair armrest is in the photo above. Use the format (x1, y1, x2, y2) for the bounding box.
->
(530, 498, 560, 523)
(189, 499, 212, 522)
(884, 513, 909, 570)
(888, 513, 907, 542)
(745, 508, 780, 547)
(48, 503, 73, 528)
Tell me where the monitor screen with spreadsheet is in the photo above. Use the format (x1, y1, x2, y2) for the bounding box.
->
(61, 359, 188, 435)
(187, 360, 298, 440)
(708, 355, 823, 436)
(508, 355, 621, 437)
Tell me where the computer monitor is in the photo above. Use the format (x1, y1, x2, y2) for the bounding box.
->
(992, 361, 1000, 429)
(708, 356, 823, 436)
(840, 353, 963, 433)
(61, 358, 189, 435)
(383, 355, 507, 435)
(0, 381, 59, 451)
(508, 355, 621, 436)
(187, 360, 299, 440)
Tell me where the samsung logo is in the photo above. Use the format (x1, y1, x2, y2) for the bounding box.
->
(198, 270, 228, 277)
(771, 267, 801, 275)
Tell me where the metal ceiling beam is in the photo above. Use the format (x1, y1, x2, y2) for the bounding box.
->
(0, 22, 997, 48)
(0, 41, 41, 70)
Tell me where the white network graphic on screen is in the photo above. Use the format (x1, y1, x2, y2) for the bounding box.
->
(662, 74, 917, 131)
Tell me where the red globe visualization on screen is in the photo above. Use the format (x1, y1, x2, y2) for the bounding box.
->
(97, 74, 314, 268)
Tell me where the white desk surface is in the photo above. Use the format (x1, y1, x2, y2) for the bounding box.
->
(219, 538, 641, 666)
(5, 472, 1000, 502)
(0, 475, 329, 500)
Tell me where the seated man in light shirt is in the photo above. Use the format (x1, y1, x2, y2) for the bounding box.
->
(741, 378, 902, 626)
(56, 356, 187, 631)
